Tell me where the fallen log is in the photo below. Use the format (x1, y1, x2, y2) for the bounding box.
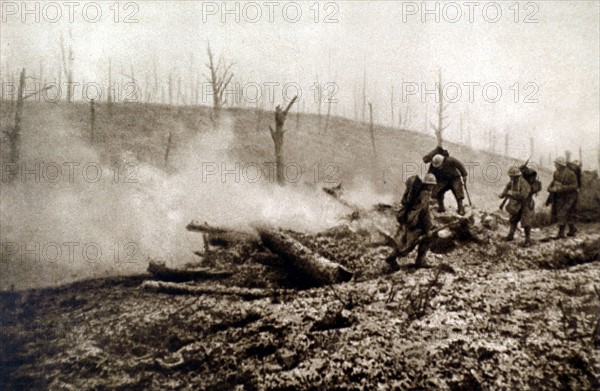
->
(255, 226, 353, 285)
(186, 221, 257, 247)
(147, 261, 234, 282)
(141, 280, 277, 300)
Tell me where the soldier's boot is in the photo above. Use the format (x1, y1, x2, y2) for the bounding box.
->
(523, 227, 533, 247)
(555, 225, 566, 239)
(457, 199, 466, 216)
(504, 223, 517, 241)
(385, 251, 400, 272)
(437, 198, 446, 213)
(414, 243, 430, 268)
(567, 224, 577, 237)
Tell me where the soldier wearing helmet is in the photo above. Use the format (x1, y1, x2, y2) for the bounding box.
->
(546, 156, 579, 238)
(500, 166, 534, 246)
(387, 173, 437, 269)
(428, 153, 469, 215)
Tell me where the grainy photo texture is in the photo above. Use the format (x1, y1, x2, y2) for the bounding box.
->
(1, 1, 599, 389)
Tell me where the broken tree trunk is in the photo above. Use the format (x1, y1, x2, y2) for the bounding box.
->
(255, 226, 353, 285)
(141, 281, 277, 300)
(270, 96, 298, 185)
(186, 221, 257, 247)
(147, 261, 234, 282)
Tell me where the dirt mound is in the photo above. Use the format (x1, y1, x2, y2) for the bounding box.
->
(577, 170, 600, 222)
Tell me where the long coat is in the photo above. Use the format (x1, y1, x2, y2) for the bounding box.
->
(548, 167, 579, 224)
(502, 176, 534, 227)
(395, 189, 433, 256)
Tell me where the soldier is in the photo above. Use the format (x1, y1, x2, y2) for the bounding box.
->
(500, 166, 534, 247)
(422, 146, 449, 164)
(387, 173, 437, 270)
(429, 154, 469, 215)
(546, 157, 579, 238)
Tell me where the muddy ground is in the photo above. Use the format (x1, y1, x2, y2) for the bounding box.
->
(1, 211, 599, 390)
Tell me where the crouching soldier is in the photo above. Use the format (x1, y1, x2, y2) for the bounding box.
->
(386, 173, 437, 270)
(500, 166, 534, 247)
(429, 154, 468, 215)
(546, 157, 579, 238)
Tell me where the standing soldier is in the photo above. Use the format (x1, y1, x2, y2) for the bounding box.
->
(387, 173, 438, 269)
(546, 157, 579, 238)
(422, 146, 449, 164)
(500, 166, 534, 246)
(429, 154, 469, 215)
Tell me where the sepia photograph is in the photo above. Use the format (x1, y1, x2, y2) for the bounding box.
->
(1, 1, 599, 389)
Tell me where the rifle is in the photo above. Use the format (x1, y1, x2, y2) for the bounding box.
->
(377, 218, 468, 256)
(456, 169, 472, 206)
(396, 219, 468, 257)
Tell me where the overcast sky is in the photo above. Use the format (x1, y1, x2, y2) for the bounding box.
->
(1, 1, 599, 166)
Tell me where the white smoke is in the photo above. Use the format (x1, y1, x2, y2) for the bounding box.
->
(1, 107, 361, 290)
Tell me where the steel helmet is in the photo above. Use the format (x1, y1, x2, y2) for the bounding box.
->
(554, 157, 567, 166)
(571, 160, 582, 168)
(431, 154, 444, 168)
(508, 166, 521, 177)
(423, 173, 437, 185)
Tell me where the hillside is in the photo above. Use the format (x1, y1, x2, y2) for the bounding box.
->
(5, 101, 552, 199)
(1, 102, 599, 389)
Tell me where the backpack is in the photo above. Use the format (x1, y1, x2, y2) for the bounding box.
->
(567, 162, 582, 188)
(520, 165, 542, 195)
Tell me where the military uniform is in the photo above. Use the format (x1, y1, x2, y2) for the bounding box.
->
(387, 176, 434, 269)
(401, 190, 433, 260)
(422, 146, 449, 164)
(428, 156, 468, 214)
(548, 165, 579, 237)
(502, 176, 534, 228)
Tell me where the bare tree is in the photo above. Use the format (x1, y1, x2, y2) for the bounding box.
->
(368, 102, 376, 156)
(164, 130, 173, 165)
(59, 30, 74, 103)
(315, 74, 322, 131)
(390, 85, 395, 127)
(429, 70, 450, 147)
(362, 61, 367, 122)
(6, 69, 52, 180)
(8, 69, 25, 166)
(168, 72, 173, 105)
(107, 58, 113, 108)
(269, 96, 298, 185)
(205, 42, 235, 116)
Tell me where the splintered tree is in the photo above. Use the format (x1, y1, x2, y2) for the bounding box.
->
(59, 30, 74, 103)
(368, 102, 376, 156)
(8, 69, 25, 166)
(6, 69, 52, 181)
(205, 42, 235, 118)
(269, 96, 298, 185)
(430, 70, 450, 147)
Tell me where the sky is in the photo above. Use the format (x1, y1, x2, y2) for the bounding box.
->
(1, 0, 599, 167)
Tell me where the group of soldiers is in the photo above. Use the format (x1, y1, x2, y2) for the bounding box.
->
(387, 146, 583, 270)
